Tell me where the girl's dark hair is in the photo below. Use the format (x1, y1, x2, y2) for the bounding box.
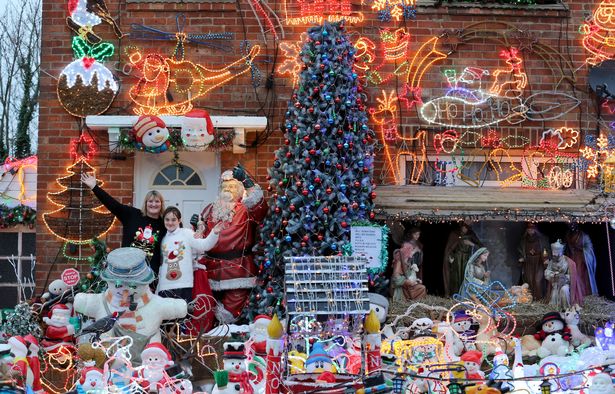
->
(163, 207, 183, 228)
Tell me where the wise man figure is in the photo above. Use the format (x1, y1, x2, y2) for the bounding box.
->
(518, 222, 549, 300)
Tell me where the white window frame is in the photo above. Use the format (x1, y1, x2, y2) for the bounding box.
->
(0, 226, 36, 306)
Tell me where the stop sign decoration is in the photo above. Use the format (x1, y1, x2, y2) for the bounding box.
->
(61, 268, 80, 287)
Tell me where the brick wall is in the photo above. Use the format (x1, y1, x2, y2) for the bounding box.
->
(37, 0, 598, 288)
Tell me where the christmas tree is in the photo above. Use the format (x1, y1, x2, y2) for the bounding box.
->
(245, 21, 376, 320)
(75, 238, 109, 293)
(1, 302, 42, 339)
(42, 134, 115, 244)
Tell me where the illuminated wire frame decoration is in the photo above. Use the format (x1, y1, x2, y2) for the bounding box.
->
(419, 47, 529, 129)
(580, 134, 615, 192)
(278, 33, 309, 87)
(369, 0, 416, 22)
(282, 0, 364, 25)
(354, 28, 412, 86)
(66, 0, 123, 44)
(519, 133, 578, 190)
(57, 36, 118, 118)
(43, 134, 115, 244)
(580, 0, 615, 65)
(125, 41, 260, 116)
(129, 14, 235, 54)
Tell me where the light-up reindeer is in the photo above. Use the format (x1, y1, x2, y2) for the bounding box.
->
(489, 47, 527, 99)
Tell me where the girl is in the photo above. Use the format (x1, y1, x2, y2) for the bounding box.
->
(81, 173, 166, 274)
(158, 207, 222, 302)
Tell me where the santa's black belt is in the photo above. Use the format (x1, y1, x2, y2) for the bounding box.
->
(205, 250, 250, 260)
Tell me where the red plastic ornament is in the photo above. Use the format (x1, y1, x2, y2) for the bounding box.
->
(286, 152, 292, 158)
(352, 202, 359, 209)
(370, 192, 377, 199)
(315, 124, 321, 130)
(369, 212, 376, 219)
(309, 149, 316, 155)
(341, 205, 348, 212)
(282, 220, 288, 226)
(354, 181, 360, 188)
(275, 207, 281, 213)
(302, 189, 309, 196)
(304, 135, 310, 142)
(295, 181, 302, 187)
(326, 188, 332, 194)
(294, 101, 301, 108)
(318, 234, 324, 241)
(314, 177, 321, 183)
(267, 287, 273, 293)
(341, 221, 348, 228)
(309, 107, 314, 113)
(303, 235, 309, 241)
(313, 87, 319, 93)
(323, 207, 329, 214)
(305, 157, 311, 163)
(290, 204, 296, 211)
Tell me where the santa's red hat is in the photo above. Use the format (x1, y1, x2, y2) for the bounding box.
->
(133, 115, 167, 143)
(8, 336, 28, 355)
(141, 342, 173, 365)
(461, 350, 482, 365)
(316, 371, 336, 384)
(185, 109, 214, 135)
(254, 315, 272, 323)
(50, 303, 71, 316)
(79, 366, 103, 386)
(23, 334, 40, 353)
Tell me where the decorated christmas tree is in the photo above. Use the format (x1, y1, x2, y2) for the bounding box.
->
(42, 134, 115, 244)
(245, 21, 376, 320)
(75, 238, 109, 293)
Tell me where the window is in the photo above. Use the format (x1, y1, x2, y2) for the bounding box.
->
(153, 164, 204, 187)
(0, 230, 35, 308)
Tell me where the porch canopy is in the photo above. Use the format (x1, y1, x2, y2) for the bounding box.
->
(375, 185, 611, 223)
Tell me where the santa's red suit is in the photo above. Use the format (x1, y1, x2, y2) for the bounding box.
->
(193, 185, 267, 323)
(24, 335, 44, 394)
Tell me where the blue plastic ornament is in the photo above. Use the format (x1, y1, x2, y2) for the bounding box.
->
(325, 94, 331, 101)
(328, 118, 334, 124)
(285, 235, 292, 242)
(326, 160, 331, 166)
(323, 29, 328, 36)
(309, 185, 315, 191)
(352, 73, 358, 79)
(323, 54, 328, 59)
(311, 74, 318, 80)
(265, 260, 272, 267)
(280, 196, 287, 202)
(361, 124, 368, 130)
(340, 184, 347, 191)
(345, 100, 351, 105)
(344, 143, 349, 149)
(331, 243, 337, 250)
(358, 161, 364, 166)
(360, 203, 366, 209)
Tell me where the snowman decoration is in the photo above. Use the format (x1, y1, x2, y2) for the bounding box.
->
(181, 109, 215, 151)
(132, 115, 171, 153)
(212, 343, 253, 394)
(57, 36, 118, 118)
(76, 367, 105, 394)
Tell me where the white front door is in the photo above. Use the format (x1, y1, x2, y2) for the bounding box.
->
(134, 151, 220, 220)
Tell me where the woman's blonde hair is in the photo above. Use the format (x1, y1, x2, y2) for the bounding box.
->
(142, 190, 165, 218)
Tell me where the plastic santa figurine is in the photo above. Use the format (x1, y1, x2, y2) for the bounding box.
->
(250, 315, 272, 356)
(76, 367, 105, 394)
(138, 342, 174, 392)
(132, 115, 170, 153)
(42, 304, 77, 351)
(181, 109, 215, 151)
(7, 336, 34, 389)
(24, 334, 44, 394)
(193, 165, 267, 324)
(460, 350, 485, 382)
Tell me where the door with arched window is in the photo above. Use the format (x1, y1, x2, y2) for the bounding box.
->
(134, 151, 220, 219)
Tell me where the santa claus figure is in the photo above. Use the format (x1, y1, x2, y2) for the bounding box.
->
(193, 165, 267, 324)
(7, 336, 34, 389)
(138, 342, 174, 392)
(250, 315, 272, 356)
(181, 109, 215, 151)
(42, 304, 76, 351)
(132, 115, 170, 153)
(76, 367, 105, 394)
(24, 334, 44, 394)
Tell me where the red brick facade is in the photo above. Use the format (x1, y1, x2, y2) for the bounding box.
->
(37, 0, 598, 286)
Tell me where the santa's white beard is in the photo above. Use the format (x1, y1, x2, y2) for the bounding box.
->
(211, 192, 236, 223)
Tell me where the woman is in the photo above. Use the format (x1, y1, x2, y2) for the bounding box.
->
(459, 247, 490, 301)
(81, 173, 166, 273)
(390, 228, 427, 302)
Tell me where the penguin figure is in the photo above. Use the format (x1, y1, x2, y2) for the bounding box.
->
(67, 0, 123, 44)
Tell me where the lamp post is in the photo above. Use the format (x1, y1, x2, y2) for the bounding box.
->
(540, 379, 552, 394)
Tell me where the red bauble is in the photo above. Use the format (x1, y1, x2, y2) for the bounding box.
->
(309, 149, 316, 155)
(341, 205, 348, 212)
(341, 221, 348, 228)
(369, 212, 376, 219)
(284, 139, 290, 145)
(309, 107, 314, 113)
(304, 135, 310, 142)
(286, 152, 292, 158)
(335, 97, 341, 103)
(295, 181, 302, 187)
(282, 220, 288, 226)
(275, 207, 281, 213)
(323, 207, 329, 214)
(354, 181, 360, 188)
(267, 287, 273, 293)
(370, 192, 377, 199)
(318, 234, 324, 241)
(305, 157, 311, 163)
(315, 124, 321, 130)
(352, 202, 359, 209)
(278, 181, 284, 187)
(302, 189, 309, 196)
(364, 167, 369, 173)
(314, 87, 319, 93)
(292, 125, 298, 132)
(314, 177, 321, 183)
(294, 101, 301, 108)
(290, 204, 296, 211)
(303, 235, 309, 241)
(326, 188, 332, 194)
(301, 242, 306, 247)
(336, 163, 343, 170)
(270, 233, 275, 238)
(337, 144, 343, 150)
